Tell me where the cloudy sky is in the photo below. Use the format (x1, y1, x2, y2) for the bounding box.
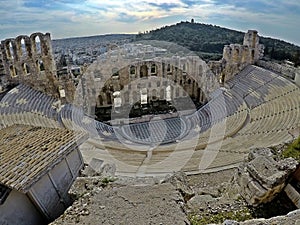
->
(1, 0, 299, 45)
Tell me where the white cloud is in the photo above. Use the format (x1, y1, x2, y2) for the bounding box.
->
(0, 0, 299, 45)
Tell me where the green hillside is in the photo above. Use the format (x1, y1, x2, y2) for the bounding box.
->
(135, 21, 300, 65)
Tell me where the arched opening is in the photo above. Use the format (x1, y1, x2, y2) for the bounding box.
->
(251, 49, 255, 60)
(10, 65, 17, 77)
(6, 42, 14, 59)
(35, 36, 41, 54)
(233, 48, 239, 61)
(192, 80, 196, 98)
(151, 64, 157, 76)
(23, 63, 30, 75)
(140, 88, 148, 105)
(20, 38, 27, 57)
(151, 89, 157, 100)
(197, 88, 201, 100)
(106, 92, 112, 105)
(112, 67, 119, 76)
(98, 95, 103, 106)
(167, 64, 172, 74)
(113, 91, 122, 108)
(0, 60, 3, 73)
(129, 65, 136, 77)
(40, 61, 45, 71)
(162, 62, 166, 77)
(160, 89, 164, 99)
(174, 68, 178, 82)
(140, 65, 148, 78)
(166, 85, 171, 101)
(37, 60, 45, 72)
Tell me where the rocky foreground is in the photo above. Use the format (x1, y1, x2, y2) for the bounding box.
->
(50, 148, 300, 225)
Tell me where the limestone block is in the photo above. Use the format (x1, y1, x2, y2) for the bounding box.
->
(237, 147, 298, 206)
(162, 171, 195, 202)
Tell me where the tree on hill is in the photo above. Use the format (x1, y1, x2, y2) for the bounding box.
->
(135, 21, 300, 65)
(293, 50, 300, 67)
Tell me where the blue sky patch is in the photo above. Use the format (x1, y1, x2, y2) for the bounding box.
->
(0, 0, 299, 45)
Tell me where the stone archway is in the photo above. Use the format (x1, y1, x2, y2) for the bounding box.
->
(140, 65, 148, 78)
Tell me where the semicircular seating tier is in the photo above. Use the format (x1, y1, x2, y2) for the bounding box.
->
(59, 103, 117, 139)
(81, 65, 300, 176)
(0, 84, 61, 128)
(0, 65, 299, 176)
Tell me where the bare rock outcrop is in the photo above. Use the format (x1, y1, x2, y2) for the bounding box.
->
(162, 171, 195, 202)
(51, 176, 190, 225)
(235, 148, 298, 206)
(81, 158, 116, 177)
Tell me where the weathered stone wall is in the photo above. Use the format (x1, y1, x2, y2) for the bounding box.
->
(0, 33, 75, 103)
(235, 148, 298, 206)
(257, 60, 298, 80)
(0, 51, 8, 92)
(208, 30, 264, 82)
(295, 70, 300, 87)
(76, 47, 219, 112)
(95, 60, 208, 108)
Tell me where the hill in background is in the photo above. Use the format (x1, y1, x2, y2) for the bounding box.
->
(135, 21, 300, 66)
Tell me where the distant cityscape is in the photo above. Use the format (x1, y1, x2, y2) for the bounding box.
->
(52, 34, 134, 68)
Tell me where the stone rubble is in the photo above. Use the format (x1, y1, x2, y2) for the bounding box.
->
(235, 147, 298, 206)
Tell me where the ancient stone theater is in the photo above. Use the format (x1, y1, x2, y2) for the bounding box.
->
(0, 30, 299, 179)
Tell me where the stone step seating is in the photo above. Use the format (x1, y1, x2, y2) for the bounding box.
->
(228, 65, 278, 98)
(188, 89, 245, 128)
(188, 105, 248, 150)
(106, 102, 248, 153)
(59, 80, 248, 145)
(245, 76, 298, 107)
(59, 104, 117, 139)
(238, 107, 299, 137)
(231, 74, 270, 99)
(233, 130, 293, 149)
(227, 66, 299, 113)
(106, 90, 245, 145)
(101, 86, 248, 150)
(263, 84, 299, 103)
(120, 117, 188, 144)
(0, 91, 60, 128)
(227, 66, 276, 90)
(227, 65, 256, 88)
(250, 91, 300, 121)
(89, 65, 300, 175)
(189, 128, 294, 172)
(0, 112, 60, 128)
(0, 84, 59, 120)
(235, 75, 300, 144)
(186, 88, 247, 141)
